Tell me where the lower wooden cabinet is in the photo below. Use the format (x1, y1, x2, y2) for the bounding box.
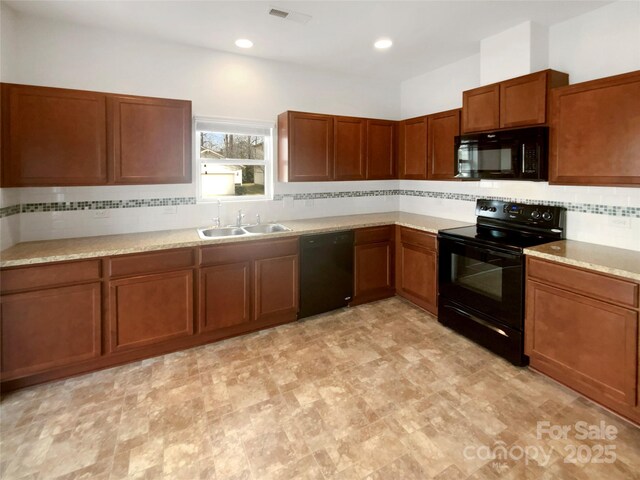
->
(0, 283, 102, 380)
(352, 226, 395, 305)
(395, 227, 438, 314)
(254, 255, 299, 322)
(525, 257, 640, 423)
(200, 262, 251, 332)
(109, 270, 194, 352)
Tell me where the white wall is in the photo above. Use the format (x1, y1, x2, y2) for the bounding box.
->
(400, 54, 479, 118)
(398, 0, 640, 251)
(549, 0, 640, 83)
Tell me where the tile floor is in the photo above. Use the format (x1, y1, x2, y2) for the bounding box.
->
(1, 297, 639, 479)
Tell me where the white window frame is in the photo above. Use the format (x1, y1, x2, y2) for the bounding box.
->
(195, 116, 274, 203)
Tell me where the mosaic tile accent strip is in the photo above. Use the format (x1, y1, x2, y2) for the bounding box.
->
(0, 204, 20, 218)
(20, 197, 197, 213)
(5, 191, 639, 218)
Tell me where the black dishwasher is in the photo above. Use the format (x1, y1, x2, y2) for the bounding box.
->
(299, 231, 354, 319)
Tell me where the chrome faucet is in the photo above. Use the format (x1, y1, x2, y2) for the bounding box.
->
(236, 209, 245, 227)
(256, 213, 261, 225)
(213, 200, 222, 228)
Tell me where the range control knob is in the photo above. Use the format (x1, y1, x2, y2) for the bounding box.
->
(489, 207, 497, 212)
(531, 210, 541, 220)
(480, 206, 488, 211)
(542, 211, 553, 221)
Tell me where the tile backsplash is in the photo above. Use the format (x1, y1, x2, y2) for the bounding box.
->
(1, 180, 638, 252)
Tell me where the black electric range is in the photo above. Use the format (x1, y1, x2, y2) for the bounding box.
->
(437, 199, 566, 365)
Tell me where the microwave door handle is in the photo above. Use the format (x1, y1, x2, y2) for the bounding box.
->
(521, 144, 526, 173)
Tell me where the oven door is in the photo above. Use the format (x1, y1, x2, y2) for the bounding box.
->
(438, 235, 524, 329)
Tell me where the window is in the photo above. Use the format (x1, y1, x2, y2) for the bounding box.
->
(195, 117, 273, 201)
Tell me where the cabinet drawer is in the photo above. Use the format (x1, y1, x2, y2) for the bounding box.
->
(527, 258, 638, 309)
(400, 227, 436, 251)
(354, 226, 393, 245)
(1, 260, 102, 294)
(109, 248, 195, 277)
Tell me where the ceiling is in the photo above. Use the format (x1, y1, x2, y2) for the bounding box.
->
(4, 0, 612, 81)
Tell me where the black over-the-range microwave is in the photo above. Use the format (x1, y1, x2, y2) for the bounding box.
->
(455, 126, 548, 181)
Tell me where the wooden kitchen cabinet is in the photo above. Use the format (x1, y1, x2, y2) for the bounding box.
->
(395, 227, 438, 314)
(549, 70, 640, 186)
(352, 226, 395, 305)
(278, 111, 334, 182)
(110, 95, 192, 184)
(398, 116, 428, 179)
(1, 83, 108, 186)
(366, 119, 396, 179)
(0, 259, 103, 381)
(199, 237, 299, 335)
(1, 83, 192, 187)
(427, 109, 461, 180)
(334, 116, 366, 180)
(525, 257, 640, 423)
(462, 70, 568, 133)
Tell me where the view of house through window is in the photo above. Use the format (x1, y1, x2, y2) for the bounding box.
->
(196, 118, 273, 200)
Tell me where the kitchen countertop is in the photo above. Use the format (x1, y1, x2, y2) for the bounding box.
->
(524, 240, 640, 282)
(0, 212, 469, 268)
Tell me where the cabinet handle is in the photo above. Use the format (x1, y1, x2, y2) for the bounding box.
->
(444, 305, 509, 338)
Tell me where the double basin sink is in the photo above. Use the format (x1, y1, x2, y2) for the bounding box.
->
(197, 223, 291, 239)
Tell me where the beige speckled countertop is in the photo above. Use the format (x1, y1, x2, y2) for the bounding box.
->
(0, 212, 470, 268)
(524, 240, 640, 282)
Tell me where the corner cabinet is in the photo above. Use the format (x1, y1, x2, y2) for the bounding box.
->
(549, 70, 640, 187)
(1, 83, 192, 187)
(462, 70, 568, 133)
(398, 116, 428, 179)
(525, 257, 640, 423)
(352, 226, 395, 305)
(395, 227, 438, 314)
(366, 119, 396, 179)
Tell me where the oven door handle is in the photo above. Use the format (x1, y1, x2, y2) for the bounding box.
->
(444, 305, 510, 338)
(450, 241, 519, 261)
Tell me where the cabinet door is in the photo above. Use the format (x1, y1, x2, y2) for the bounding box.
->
(499, 71, 547, 128)
(366, 119, 396, 179)
(2, 84, 107, 186)
(462, 84, 499, 133)
(427, 109, 460, 180)
(110, 95, 192, 184)
(200, 262, 251, 332)
(0, 283, 101, 380)
(254, 255, 298, 323)
(109, 270, 193, 351)
(526, 280, 638, 408)
(398, 116, 428, 179)
(396, 231, 437, 314)
(353, 242, 394, 304)
(334, 116, 366, 180)
(549, 71, 640, 186)
(288, 112, 334, 181)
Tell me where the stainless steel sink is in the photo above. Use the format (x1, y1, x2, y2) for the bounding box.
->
(242, 223, 291, 234)
(198, 227, 247, 239)
(197, 223, 291, 239)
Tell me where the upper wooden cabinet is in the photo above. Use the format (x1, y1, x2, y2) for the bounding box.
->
(549, 70, 640, 187)
(334, 116, 366, 180)
(1, 83, 192, 187)
(110, 95, 192, 184)
(366, 119, 396, 179)
(462, 84, 500, 133)
(1, 84, 108, 186)
(278, 111, 395, 181)
(278, 111, 334, 182)
(398, 116, 428, 179)
(427, 109, 461, 180)
(462, 70, 569, 133)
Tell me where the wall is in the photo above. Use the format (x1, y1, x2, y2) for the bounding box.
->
(0, 5, 400, 248)
(398, 0, 640, 250)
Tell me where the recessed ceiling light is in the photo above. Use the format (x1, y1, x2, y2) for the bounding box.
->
(235, 39, 253, 49)
(374, 38, 393, 49)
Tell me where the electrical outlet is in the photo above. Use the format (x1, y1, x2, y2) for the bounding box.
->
(92, 209, 110, 218)
(162, 206, 177, 215)
(608, 216, 631, 228)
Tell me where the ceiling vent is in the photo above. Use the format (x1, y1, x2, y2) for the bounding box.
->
(268, 6, 312, 24)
